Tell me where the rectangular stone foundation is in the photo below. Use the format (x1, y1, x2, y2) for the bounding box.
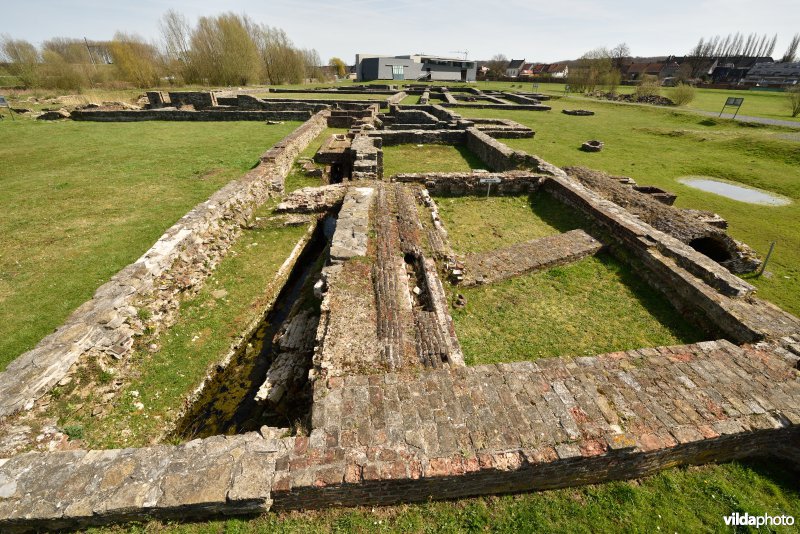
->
(1, 341, 798, 531)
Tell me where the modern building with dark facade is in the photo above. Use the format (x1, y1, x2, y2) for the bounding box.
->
(356, 54, 477, 82)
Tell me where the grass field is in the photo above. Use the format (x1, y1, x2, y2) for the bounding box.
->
(0, 119, 300, 369)
(451, 253, 704, 364)
(435, 194, 580, 253)
(458, 101, 800, 317)
(382, 144, 485, 176)
(435, 194, 703, 363)
(366, 79, 799, 122)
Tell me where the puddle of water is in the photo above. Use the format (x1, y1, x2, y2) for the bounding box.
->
(678, 176, 791, 206)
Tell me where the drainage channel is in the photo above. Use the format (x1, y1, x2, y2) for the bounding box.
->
(173, 215, 336, 440)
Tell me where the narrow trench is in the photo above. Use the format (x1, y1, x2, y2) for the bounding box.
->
(172, 215, 336, 440)
(404, 252, 434, 312)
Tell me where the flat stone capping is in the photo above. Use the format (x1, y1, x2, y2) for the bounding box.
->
(276, 185, 347, 214)
(0, 431, 293, 532)
(562, 109, 595, 116)
(329, 187, 374, 262)
(461, 229, 603, 286)
(71, 109, 312, 122)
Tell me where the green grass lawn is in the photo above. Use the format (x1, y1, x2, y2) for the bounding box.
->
(45, 202, 309, 449)
(382, 144, 485, 176)
(460, 102, 800, 317)
(683, 87, 800, 122)
(3, 86, 799, 532)
(377, 79, 798, 122)
(89, 459, 799, 533)
(450, 253, 705, 364)
(435, 193, 582, 254)
(0, 119, 300, 370)
(434, 193, 701, 363)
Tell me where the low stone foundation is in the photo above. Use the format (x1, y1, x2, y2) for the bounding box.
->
(71, 109, 313, 122)
(393, 171, 545, 196)
(461, 229, 604, 286)
(564, 167, 760, 273)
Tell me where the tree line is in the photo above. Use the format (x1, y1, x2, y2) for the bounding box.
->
(0, 10, 335, 90)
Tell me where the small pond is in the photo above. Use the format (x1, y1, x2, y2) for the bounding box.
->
(678, 176, 791, 206)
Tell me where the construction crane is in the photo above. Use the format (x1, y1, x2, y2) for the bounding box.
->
(449, 50, 469, 60)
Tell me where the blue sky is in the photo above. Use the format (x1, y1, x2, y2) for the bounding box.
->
(4, 0, 799, 63)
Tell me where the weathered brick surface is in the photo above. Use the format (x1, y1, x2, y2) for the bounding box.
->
(462, 229, 603, 286)
(274, 340, 800, 510)
(2, 341, 797, 531)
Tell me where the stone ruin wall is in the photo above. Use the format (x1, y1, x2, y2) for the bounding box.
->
(71, 109, 313, 122)
(393, 171, 544, 196)
(563, 166, 760, 273)
(3, 339, 798, 531)
(3, 89, 800, 532)
(0, 111, 329, 420)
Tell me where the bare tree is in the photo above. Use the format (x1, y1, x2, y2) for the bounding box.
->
(485, 54, 509, 79)
(782, 34, 800, 63)
(257, 26, 305, 84)
(570, 47, 613, 93)
(611, 43, 630, 70)
(160, 9, 193, 83)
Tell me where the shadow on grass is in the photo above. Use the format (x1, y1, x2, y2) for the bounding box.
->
(454, 143, 488, 170)
(594, 252, 710, 344)
(527, 190, 591, 234)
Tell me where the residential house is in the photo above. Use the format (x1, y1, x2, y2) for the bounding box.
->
(622, 62, 666, 81)
(546, 63, 569, 78)
(708, 56, 774, 83)
(743, 61, 800, 87)
(506, 59, 525, 78)
(519, 62, 536, 77)
(529, 63, 549, 77)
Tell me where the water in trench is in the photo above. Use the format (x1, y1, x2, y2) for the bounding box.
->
(173, 215, 335, 440)
(678, 176, 791, 206)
